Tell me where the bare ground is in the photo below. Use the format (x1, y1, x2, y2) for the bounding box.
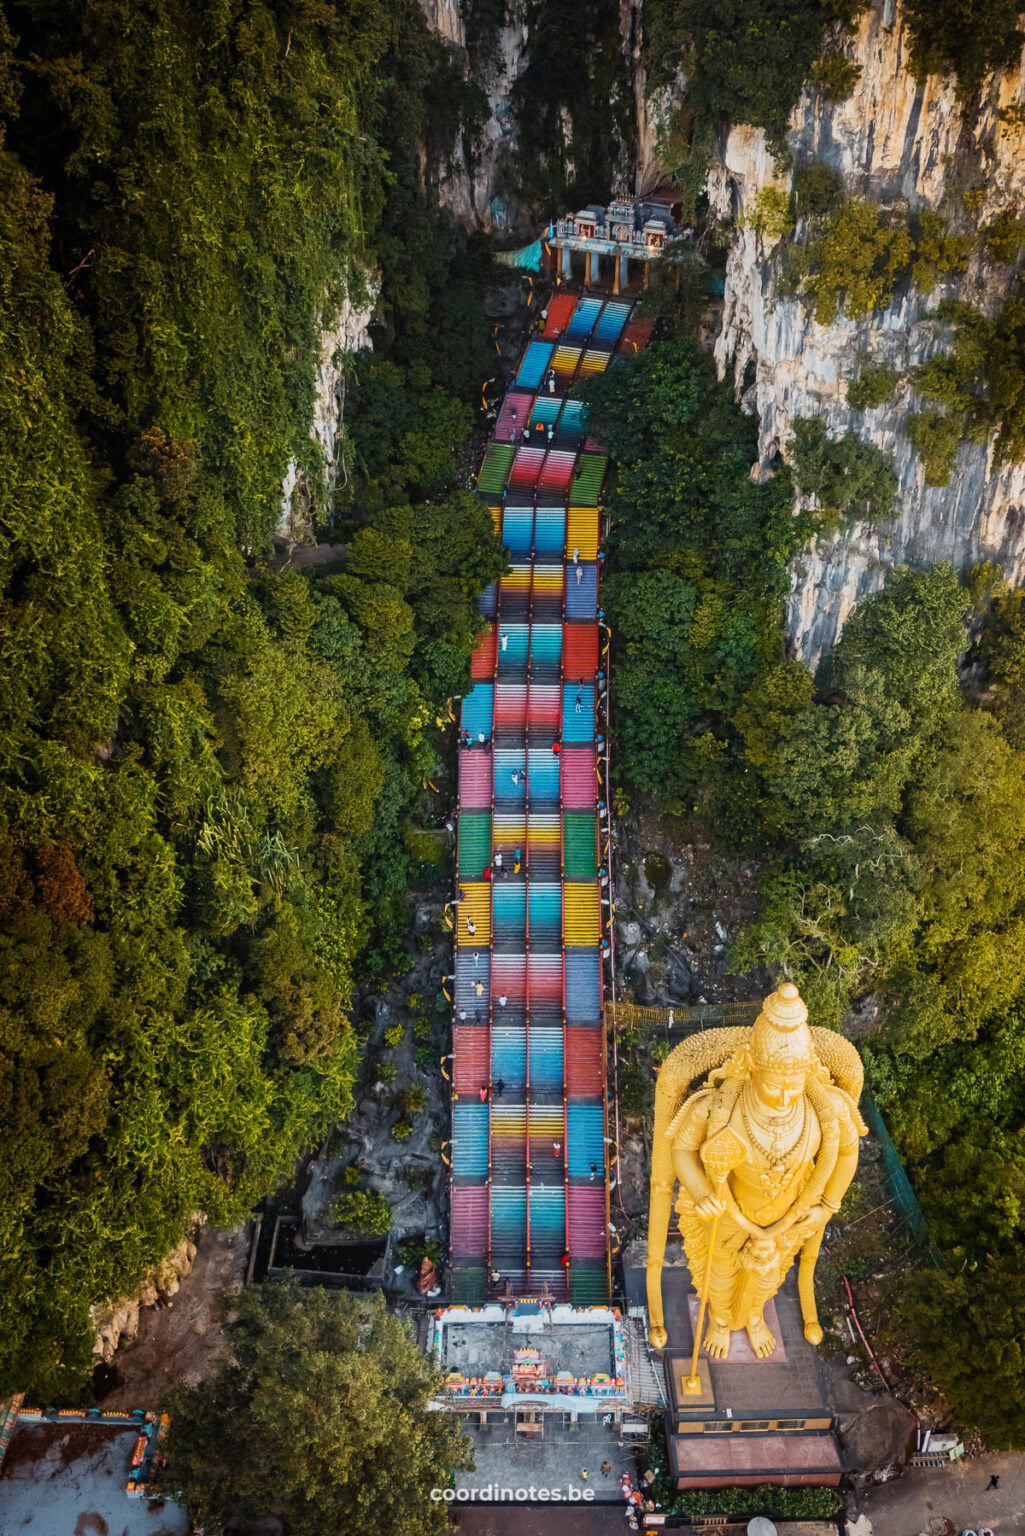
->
(102, 1224, 250, 1410)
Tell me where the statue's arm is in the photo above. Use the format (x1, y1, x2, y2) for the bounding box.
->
(672, 1095, 718, 1210)
(821, 1096, 863, 1215)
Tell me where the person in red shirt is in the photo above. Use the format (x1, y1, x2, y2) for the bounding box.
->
(552, 741, 561, 756)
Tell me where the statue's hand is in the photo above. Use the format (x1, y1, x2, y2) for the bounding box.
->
(695, 1193, 724, 1220)
(803, 1204, 831, 1229)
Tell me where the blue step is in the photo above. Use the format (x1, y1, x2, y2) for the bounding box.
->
(492, 1027, 527, 1091)
(527, 748, 560, 801)
(502, 505, 535, 555)
(453, 1103, 490, 1176)
(494, 747, 527, 804)
(461, 684, 494, 737)
(564, 564, 598, 620)
(531, 624, 563, 672)
(529, 396, 561, 427)
(566, 297, 602, 339)
(567, 1104, 605, 1177)
(534, 506, 566, 555)
(593, 301, 630, 343)
(497, 623, 529, 672)
(561, 683, 595, 742)
(529, 1027, 564, 1092)
(556, 399, 588, 449)
(516, 341, 554, 390)
(530, 1185, 565, 1236)
(564, 951, 601, 1022)
(493, 883, 527, 939)
(455, 951, 492, 1015)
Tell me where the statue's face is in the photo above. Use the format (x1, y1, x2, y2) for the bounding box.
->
(751, 1067, 806, 1113)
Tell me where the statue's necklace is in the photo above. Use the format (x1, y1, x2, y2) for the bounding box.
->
(741, 1087, 804, 1169)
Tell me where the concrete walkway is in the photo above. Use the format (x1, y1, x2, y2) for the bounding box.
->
(859, 1452, 1025, 1536)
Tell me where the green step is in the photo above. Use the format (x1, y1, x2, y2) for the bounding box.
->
(478, 442, 516, 495)
(569, 453, 606, 505)
(458, 812, 492, 880)
(570, 1265, 609, 1305)
(450, 1265, 486, 1303)
(563, 813, 597, 880)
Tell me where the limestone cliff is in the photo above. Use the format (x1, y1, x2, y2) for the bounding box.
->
(280, 285, 375, 541)
(708, 1, 1025, 664)
(418, 1, 530, 234)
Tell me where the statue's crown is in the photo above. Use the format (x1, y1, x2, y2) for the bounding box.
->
(751, 982, 816, 1072)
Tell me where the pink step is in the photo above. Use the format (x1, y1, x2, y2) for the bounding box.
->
(567, 1186, 607, 1257)
(451, 1187, 489, 1256)
(459, 748, 493, 809)
(454, 1025, 491, 1090)
(496, 390, 533, 443)
(561, 748, 598, 809)
(527, 684, 561, 730)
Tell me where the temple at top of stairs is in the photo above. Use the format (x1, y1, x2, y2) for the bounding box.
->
(546, 191, 693, 291)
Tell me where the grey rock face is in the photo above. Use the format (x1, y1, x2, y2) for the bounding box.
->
(707, 0, 1025, 665)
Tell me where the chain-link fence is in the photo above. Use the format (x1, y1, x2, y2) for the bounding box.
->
(610, 1000, 760, 1035)
(861, 1091, 944, 1268)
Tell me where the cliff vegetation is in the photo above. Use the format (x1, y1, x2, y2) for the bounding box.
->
(0, 0, 499, 1396)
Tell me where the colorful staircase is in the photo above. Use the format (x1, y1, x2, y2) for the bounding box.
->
(450, 289, 645, 1305)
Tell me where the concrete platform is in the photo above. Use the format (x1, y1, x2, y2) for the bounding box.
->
(453, 1417, 639, 1505)
(663, 1269, 831, 1421)
(0, 1423, 188, 1534)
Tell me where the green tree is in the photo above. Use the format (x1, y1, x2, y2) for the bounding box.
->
(743, 184, 796, 246)
(901, 1265, 1025, 1449)
(790, 417, 898, 527)
(904, 0, 1024, 101)
(809, 51, 862, 100)
(788, 200, 913, 324)
(847, 362, 900, 411)
(165, 1283, 473, 1535)
(0, 0, 497, 1393)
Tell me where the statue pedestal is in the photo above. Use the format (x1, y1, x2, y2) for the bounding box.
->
(656, 1270, 841, 1491)
(685, 1294, 788, 1363)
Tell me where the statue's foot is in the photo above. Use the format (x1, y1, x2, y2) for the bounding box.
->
(745, 1313, 777, 1358)
(804, 1319, 823, 1346)
(703, 1318, 731, 1359)
(649, 1324, 667, 1351)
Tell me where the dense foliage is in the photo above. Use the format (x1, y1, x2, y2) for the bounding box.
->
(789, 416, 897, 527)
(582, 340, 815, 815)
(643, 0, 1020, 153)
(595, 310, 1025, 1442)
(907, 299, 1025, 483)
(785, 199, 914, 323)
(846, 362, 900, 412)
(165, 1282, 473, 1535)
(643, 0, 863, 152)
(904, 0, 1024, 101)
(0, 0, 501, 1395)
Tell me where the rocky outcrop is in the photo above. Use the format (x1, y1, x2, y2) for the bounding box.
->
(416, 2, 530, 234)
(91, 1226, 202, 1364)
(280, 284, 376, 541)
(708, 0, 1025, 664)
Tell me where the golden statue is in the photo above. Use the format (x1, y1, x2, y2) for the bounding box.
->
(646, 983, 867, 1359)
